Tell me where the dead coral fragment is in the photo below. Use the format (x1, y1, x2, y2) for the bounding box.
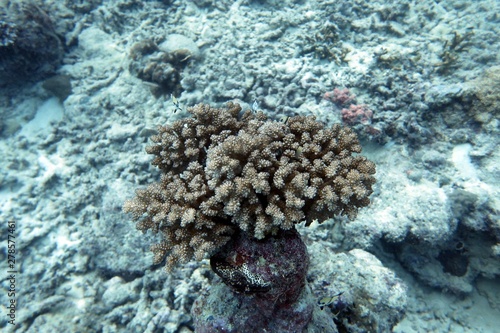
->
(124, 103, 376, 270)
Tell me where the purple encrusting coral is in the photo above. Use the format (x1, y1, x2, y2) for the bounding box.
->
(211, 230, 308, 305)
(192, 230, 336, 332)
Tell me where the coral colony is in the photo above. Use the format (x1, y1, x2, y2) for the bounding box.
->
(124, 102, 376, 331)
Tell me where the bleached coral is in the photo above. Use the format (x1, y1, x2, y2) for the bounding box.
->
(124, 102, 376, 270)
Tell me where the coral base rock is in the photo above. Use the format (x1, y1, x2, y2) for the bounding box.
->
(192, 230, 337, 332)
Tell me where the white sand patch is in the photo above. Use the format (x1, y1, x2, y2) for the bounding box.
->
(37, 153, 70, 183)
(344, 48, 374, 74)
(19, 97, 63, 138)
(451, 143, 477, 180)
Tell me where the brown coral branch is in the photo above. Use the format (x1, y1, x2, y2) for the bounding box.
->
(124, 102, 376, 270)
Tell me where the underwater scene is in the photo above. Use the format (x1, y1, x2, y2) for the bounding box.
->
(0, 0, 499, 332)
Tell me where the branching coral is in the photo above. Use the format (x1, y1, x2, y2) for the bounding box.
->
(124, 103, 376, 270)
